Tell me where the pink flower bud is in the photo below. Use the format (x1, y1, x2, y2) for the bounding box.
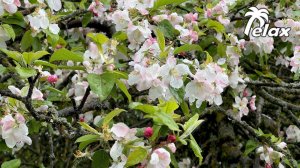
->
(47, 75, 58, 84)
(167, 134, 176, 142)
(265, 163, 272, 168)
(144, 127, 153, 138)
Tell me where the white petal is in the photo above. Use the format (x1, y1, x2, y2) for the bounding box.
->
(47, 0, 62, 11)
(49, 24, 60, 34)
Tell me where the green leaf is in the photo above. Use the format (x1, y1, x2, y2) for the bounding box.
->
(157, 20, 179, 39)
(180, 114, 204, 139)
(87, 33, 109, 46)
(76, 134, 100, 143)
(79, 122, 99, 134)
(87, 73, 116, 101)
(129, 102, 158, 114)
(34, 60, 58, 69)
(174, 44, 202, 54)
(16, 67, 37, 78)
(79, 139, 100, 151)
(207, 20, 225, 33)
(116, 79, 132, 102)
(102, 108, 126, 125)
(0, 49, 23, 64)
(153, 0, 188, 10)
(154, 28, 165, 51)
(1, 159, 21, 168)
(23, 51, 49, 65)
(125, 147, 148, 167)
(92, 150, 111, 168)
(243, 140, 259, 156)
(50, 48, 83, 62)
(21, 30, 34, 51)
(151, 112, 179, 131)
(189, 135, 203, 165)
(2, 12, 26, 28)
(2, 24, 15, 41)
(82, 12, 93, 27)
(159, 99, 179, 114)
(180, 101, 190, 117)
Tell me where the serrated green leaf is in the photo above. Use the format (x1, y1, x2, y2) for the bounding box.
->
(103, 108, 126, 125)
(92, 150, 111, 168)
(79, 122, 99, 134)
(0, 49, 23, 64)
(2, 24, 15, 41)
(82, 12, 93, 27)
(23, 51, 49, 65)
(174, 44, 202, 54)
(189, 135, 203, 165)
(76, 134, 100, 143)
(153, 0, 188, 10)
(157, 20, 180, 39)
(1, 159, 21, 168)
(16, 67, 37, 78)
(21, 30, 34, 51)
(151, 112, 180, 131)
(50, 48, 83, 62)
(155, 28, 165, 51)
(243, 140, 259, 156)
(87, 73, 116, 101)
(116, 79, 132, 102)
(125, 147, 148, 167)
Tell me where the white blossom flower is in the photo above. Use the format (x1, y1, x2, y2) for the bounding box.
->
(290, 46, 300, 73)
(185, 63, 229, 107)
(0, 114, 32, 150)
(127, 20, 152, 50)
(233, 96, 249, 119)
(160, 56, 190, 89)
(147, 148, 171, 168)
(128, 64, 161, 91)
(46, 0, 62, 11)
(110, 122, 137, 141)
(111, 10, 131, 31)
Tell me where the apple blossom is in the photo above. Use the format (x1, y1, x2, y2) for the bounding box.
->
(111, 10, 131, 31)
(110, 122, 137, 141)
(167, 143, 176, 153)
(160, 56, 190, 89)
(290, 46, 300, 73)
(127, 20, 152, 50)
(128, 63, 161, 91)
(0, 113, 32, 150)
(249, 95, 256, 111)
(147, 148, 171, 168)
(233, 96, 249, 119)
(185, 63, 229, 107)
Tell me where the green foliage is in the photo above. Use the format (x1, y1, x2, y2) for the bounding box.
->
(92, 150, 111, 168)
(152, 0, 188, 9)
(102, 108, 126, 126)
(157, 20, 180, 39)
(50, 48, 83, 62)
(1, 159, 21, 168)
(174, 44, 203, 54)
(125, 147, 148, 167)
(87, 73, 116, 101)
